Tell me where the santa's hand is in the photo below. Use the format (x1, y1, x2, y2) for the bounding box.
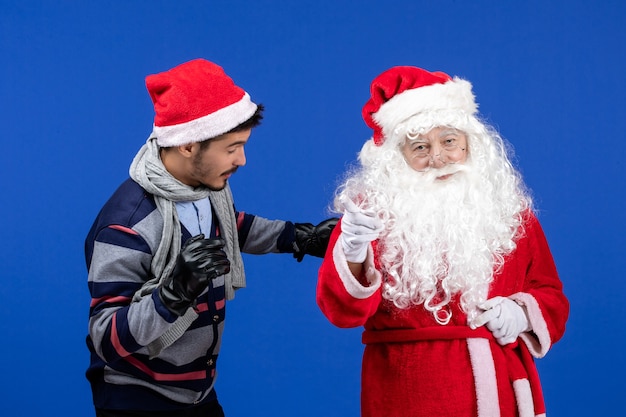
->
(339, 196, 383, 263)
(471, 297, 531, 345)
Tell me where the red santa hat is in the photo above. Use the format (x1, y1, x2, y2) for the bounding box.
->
(145, 58, 258, 147)
(362, 66, 477, 145)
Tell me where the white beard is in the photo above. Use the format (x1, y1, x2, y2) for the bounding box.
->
(341, 152, 526, 325)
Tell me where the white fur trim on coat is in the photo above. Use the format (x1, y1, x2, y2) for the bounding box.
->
(467, 337, 500, 417)
(332, 239, 381, 299)
(513, 378, 535, 417)
(510, 292, 552, 358)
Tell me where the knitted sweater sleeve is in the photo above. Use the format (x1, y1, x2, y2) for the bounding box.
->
(234, 210, 295, 254)
(87, 224, 183, 363)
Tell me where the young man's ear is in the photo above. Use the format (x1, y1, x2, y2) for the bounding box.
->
(177, 142, 197, 158)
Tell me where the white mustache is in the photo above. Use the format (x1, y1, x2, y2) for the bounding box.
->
(420, 163, 470, 183)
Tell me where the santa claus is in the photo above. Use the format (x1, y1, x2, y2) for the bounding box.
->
(316, 66, 569, 417)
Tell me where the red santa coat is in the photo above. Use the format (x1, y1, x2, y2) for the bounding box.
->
(316, 212, 569, 417)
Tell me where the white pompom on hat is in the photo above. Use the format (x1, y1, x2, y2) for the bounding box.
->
(146, 58, 258, 147)
(362, 66, 477, 146)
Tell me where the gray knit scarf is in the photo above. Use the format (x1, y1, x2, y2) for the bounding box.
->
(129, 137, 245, 357)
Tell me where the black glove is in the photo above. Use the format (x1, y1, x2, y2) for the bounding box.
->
(159, 234, 231, 316)
(293, 218, 339, 262)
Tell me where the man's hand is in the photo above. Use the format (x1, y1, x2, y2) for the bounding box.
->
(159, 234, 231, 316)
(471, 296, 531, 345)
(293, 218, 339, 262)
(339, 196, 384, 263)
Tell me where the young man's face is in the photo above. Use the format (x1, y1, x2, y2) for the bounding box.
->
(184, 129, 251, 190)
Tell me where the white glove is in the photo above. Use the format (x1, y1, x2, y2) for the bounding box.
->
(471, 296, 530, 345)
(339, 196, 383, 263)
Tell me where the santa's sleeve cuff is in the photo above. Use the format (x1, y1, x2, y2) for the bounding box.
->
(510, 292, 551, 358)
(333, 240, 381, 299)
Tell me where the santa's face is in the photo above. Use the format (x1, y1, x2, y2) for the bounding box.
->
(400, 127, 468, 179)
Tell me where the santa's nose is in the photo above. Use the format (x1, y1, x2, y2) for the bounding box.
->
(429, 153, 447, 168)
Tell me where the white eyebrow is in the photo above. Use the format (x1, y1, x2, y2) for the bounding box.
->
(437, 128, 462, 137)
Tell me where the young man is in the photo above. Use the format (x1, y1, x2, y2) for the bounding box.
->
(85, 58, 336, 416)
(316, 66, 569, 417)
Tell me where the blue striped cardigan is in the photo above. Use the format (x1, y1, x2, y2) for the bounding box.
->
(85, 178, 295, 411)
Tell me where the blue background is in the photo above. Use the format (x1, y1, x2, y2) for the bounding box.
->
(1, 1, 624, 415)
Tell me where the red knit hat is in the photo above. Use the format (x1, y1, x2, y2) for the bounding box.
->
(146, 59, 258, 147)
(362, 66, 477, 145)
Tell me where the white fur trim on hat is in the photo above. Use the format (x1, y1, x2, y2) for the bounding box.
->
(153, 93, 257, 147)
(373, 78, 477, 139)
